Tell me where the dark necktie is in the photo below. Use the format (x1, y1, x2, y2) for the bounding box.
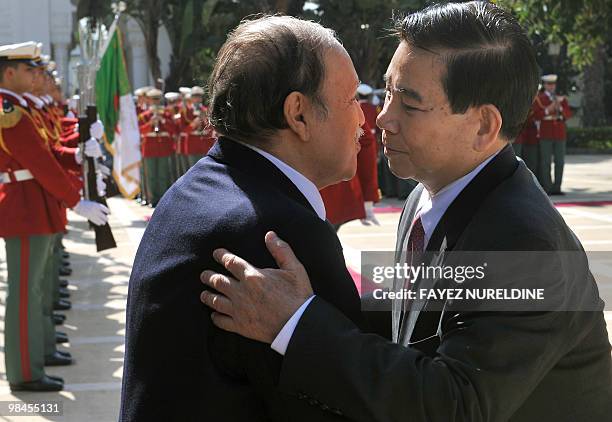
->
(401, 214, 426, 321)
(392, 212, 426, 342)
(407, 215, 425, 256)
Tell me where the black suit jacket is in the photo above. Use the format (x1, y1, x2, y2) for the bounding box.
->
(119, 138, 363, 421)
(277, 145, 612, 421)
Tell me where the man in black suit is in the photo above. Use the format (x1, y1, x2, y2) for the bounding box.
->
(200, 2, 612, 421)
(119, 16, 367, 421)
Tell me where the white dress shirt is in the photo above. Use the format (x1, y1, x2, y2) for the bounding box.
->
(239, 142, 326, 220)
(271, 148, 503, 355)
(415, 150, 500, 248)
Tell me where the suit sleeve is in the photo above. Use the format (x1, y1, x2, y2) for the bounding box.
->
(279, 301, 594, 422)
(276, 238, 593, 422)
(3, 117, 81, 207)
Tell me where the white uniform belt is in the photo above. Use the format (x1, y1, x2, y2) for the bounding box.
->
(543, 115, 562, 121)
(0, 169, 34, 184)
(145, 131, 170, 138)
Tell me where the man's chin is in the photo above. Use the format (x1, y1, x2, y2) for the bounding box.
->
(387, 161, 415, 180)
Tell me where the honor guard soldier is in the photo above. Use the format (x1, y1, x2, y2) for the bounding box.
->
(164, 91, 182, 181)
(178, 86, 216, 173)
(175, 87, 191, 176)
(134, 86, 151, 116)
(513, 100, 540, 175)
(22, 55, 105, 367)
(534, 74, 572, 195)
(140, 88, 176, 206)
(320, 120, 381, 231)
(135, 87, 153, 205)
(0, 41, 109, 391)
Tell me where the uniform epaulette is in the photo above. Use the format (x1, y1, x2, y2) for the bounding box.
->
(0, 95, 23, 130)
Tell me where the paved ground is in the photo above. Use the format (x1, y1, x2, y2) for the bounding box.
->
(0, 154, 611, 421)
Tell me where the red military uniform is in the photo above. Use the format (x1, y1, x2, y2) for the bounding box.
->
(175, 103, 216, 175)
(140, 112, 176, 205)
(533, 88, 572, 194)
(180, 104, 216, 155)
(533, 91, 572, 141)
(513, 106, 540, 174)
(140, 117, 176, 158)
(0, 91, 81, 237)
(320, 121, 380, 226)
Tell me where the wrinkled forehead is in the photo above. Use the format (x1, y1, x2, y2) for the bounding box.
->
(322, 47, 359, 92)
(386, 42, 447, 100)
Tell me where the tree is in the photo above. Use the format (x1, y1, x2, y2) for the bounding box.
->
(123, 0, 174, 84)
(496, 0, 612, 125)
(303, 0, 426, 88)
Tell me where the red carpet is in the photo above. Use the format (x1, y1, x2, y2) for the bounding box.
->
(348, 267, 380, 296)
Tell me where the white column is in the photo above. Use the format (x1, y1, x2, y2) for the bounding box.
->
(49, 0, 75, 95)
(124, 17, 150, 89)
(52, 42, 70, 94)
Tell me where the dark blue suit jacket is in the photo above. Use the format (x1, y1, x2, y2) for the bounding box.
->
(119, 138, 363, 421)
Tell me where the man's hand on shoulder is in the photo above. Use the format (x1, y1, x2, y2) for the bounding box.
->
(200, 231, 313, 343)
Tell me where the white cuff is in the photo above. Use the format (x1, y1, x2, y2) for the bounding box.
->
(270, 295, 315, 356)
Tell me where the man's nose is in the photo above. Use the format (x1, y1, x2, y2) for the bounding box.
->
(357, 102, 365, 127)
(376, 103, 398, 134)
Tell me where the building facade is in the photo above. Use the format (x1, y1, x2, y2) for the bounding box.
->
(0, 0, 171, 95)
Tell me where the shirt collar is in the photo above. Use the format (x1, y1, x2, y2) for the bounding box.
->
(23, 92, 44, 109)
(237, 141, 326, 221)
(0, 88, 28, 107)
(416, 149, 502, 247)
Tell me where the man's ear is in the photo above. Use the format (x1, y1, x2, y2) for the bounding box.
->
(474, 104, 503, 151)
(283, 91, 309, 142)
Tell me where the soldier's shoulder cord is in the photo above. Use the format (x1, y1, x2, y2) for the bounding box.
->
(0, 95, 23, 130)
(0, 96, 25, 155)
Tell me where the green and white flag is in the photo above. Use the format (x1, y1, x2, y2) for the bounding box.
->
(96, 21, 141, 199)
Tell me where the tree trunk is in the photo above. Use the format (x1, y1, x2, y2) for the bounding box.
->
(143, 18, 162, 84)
(581, 46, 606, 127)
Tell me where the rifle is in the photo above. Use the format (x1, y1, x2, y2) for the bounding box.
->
(77, 14, 117, 252)
(78, 102, 117, 252)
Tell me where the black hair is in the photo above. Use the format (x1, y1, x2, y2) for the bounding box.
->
(395, 1, 539, 140)
(0, 61, 19, 83)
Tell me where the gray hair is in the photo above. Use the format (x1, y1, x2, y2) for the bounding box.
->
(207, 15, 341, 144)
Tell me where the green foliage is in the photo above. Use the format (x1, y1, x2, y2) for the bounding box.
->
(495, 0, 611, 70)
(567, 126, 612, 149)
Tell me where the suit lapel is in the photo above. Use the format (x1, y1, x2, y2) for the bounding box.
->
(400, 145, 519, 345)
(391, 185, 424, 343)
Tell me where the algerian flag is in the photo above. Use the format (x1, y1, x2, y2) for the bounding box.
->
(96, 20, 141, 199)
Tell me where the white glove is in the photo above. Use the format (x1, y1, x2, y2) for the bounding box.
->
(96, 172, 107, 197)
(74, 147, 83, 165)
(84, 138, 103, 158)
(89, 120, 104, 139)
(98, 163, 111, 177)
(72, 200, 110, 226)
(360, 201, 380, 226)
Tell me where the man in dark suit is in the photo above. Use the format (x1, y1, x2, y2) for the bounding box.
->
(200, 2, 612, 421)
(119, 16, 367, 421)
